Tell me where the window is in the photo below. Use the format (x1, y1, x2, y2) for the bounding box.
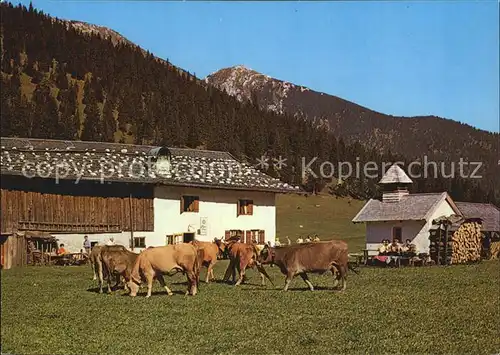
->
(134, 237, 146, 248)
(183, 232, 195, 243)
(245, 229, 265, 244)
(392, 227, 402, 242)
(237, 199, 253, 216)
(166, 233, 184, 245)
(225, 229, 244, 241)
(258, 230, 265, 244)
(181, 195, 199, 213)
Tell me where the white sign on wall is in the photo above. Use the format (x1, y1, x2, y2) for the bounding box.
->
(200, 217, 208, 236)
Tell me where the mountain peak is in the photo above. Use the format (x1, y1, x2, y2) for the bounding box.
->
(205, 63, 497, 165)
(232, 64, 251, 71)
(206, 65, 295, 113)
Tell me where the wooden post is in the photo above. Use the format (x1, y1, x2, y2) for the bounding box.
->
(436, 224, 441, 266)
(129, 193, 134, 250)
(444, 223, 449, 265)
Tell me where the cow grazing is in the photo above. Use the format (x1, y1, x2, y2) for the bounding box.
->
(257, 240, 351, 291)
(89, 244, 127, 293)
(128, 243, 202, 297)
(222, 237, 273, 287)
(190, 239, 226, 283)
(100, 248, 139, 294)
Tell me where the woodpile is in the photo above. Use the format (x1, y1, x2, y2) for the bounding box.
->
(489, 241, 500, 260)
(429, 215, 483, 265)
(449, 221, 482, 264)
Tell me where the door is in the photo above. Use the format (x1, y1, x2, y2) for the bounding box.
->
(392, 227, 402, 242)
(0, 235, 8, 269)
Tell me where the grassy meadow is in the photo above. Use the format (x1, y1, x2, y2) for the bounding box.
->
(2, 260, 499, 355)
(1, 195, 499, 355)
(276, 194, 366, 251)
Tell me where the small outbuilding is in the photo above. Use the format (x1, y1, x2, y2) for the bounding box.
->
(352, 164, 463, 255)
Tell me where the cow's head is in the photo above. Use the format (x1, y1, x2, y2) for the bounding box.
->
(258, 245, 275, 265)
(127, 278, 140, 296)
(214, 238, 227, 255)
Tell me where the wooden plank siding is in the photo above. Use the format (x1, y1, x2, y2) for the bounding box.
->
(1, 176, 154, 234)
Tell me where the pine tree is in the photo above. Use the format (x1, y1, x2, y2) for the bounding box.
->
(0, 76, 13, 135)
(81, 88, 102, 141)
(31, 78, 60, 138)
(57, 84, 79, 140)
(55, 63, 69, 90)
(102, 97, 117, 142)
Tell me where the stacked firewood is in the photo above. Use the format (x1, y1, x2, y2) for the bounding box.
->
(489, 241, 500, 260)
(450, 222, 482, 264)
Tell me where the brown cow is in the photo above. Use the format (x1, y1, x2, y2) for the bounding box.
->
(89, 244, 127, 293)
(128, 243, 202, 297)
(190, 239, 226, 283)
(100, 248, 139, 294)
(222, 237, 273, 287)
(257, 240, 352, 291)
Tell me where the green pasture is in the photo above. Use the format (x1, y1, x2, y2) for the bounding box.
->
(276, 194, 366, 250)
(2, 260, 499, 355)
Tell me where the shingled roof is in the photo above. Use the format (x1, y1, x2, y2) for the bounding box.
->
(0, 137, 301, 194)
(455, 202, 500, 232)
(379, 164, 413, 184)
(352, 192, 461, 223)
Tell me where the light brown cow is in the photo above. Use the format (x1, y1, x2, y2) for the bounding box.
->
(258, 240, 353, 291)
(128, 243, 202, 297)
(190, 239, 226, 283)
(101, 248, 139, 294)
(89, 244, 127, 293)
(222, 237, 273, 287)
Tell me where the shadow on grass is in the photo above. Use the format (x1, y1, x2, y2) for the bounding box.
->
(115, 289, 188, 297)
(238, 285, 339, 292)
(86, 285, 129, 294)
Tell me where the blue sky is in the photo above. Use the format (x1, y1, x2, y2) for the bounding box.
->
(14, 0, 499, 133)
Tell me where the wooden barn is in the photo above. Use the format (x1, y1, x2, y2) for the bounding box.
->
(0, 137, 300, 269)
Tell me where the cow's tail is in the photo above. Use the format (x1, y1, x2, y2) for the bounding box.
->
(90, 253, 96, 278)
(130, 252, 144, 285)
(193, 247, 204, 286)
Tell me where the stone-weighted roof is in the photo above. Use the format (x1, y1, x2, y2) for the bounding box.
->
(0, 137, 301, 194)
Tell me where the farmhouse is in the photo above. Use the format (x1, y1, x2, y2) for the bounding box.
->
(0, 137, 300, 268)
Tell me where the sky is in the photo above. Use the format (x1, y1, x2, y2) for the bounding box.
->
(13, 0, 500, 133)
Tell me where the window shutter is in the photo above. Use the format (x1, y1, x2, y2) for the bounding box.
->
(237, 200, 241, 217)
(246, 230, 251, 244)
(194, 198, 199, 212)
(258, 230, 265, 244)
(248, 201, 253, 215)
(225, 230, 230, 241)
(180, 196, 184, 213)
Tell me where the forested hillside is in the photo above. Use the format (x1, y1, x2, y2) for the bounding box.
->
(1, 2, 498, 205)
(206, 65, 498, 163)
